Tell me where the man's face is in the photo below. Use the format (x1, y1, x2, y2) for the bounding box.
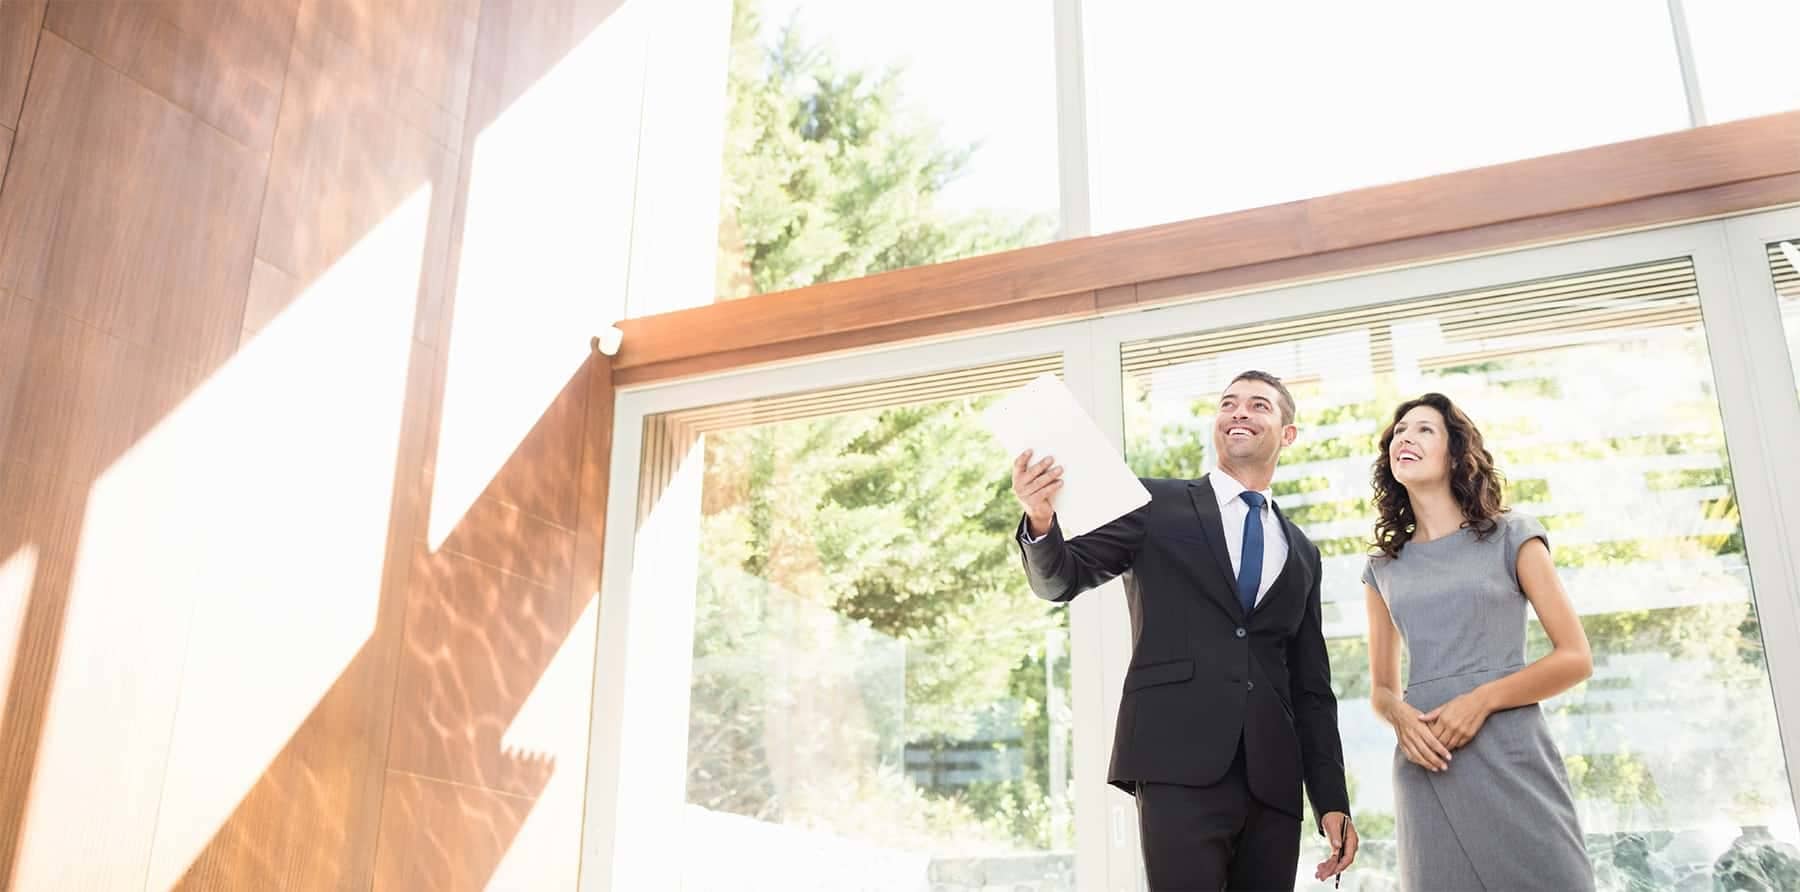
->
(1213, 379, 1296, 468)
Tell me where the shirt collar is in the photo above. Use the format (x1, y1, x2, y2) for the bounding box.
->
(1211, 469, 1275, 511)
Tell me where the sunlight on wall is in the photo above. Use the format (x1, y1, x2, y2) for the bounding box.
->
(485, 596, 599, 889)
(13, 186, 431, 891)
(0, 546, 36, 722)
(428, 3, 649, 550)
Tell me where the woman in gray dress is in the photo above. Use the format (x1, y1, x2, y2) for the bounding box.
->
(1361, 393, 1595, 890)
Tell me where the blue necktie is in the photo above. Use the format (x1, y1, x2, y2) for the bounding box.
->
(1237, 491, 1266, 615)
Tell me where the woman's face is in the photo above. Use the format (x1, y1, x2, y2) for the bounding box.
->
(1388, 404, 1452, 489)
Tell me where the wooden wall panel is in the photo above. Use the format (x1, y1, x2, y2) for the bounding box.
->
(471, 368, 590, 533)
(44, 0, 299, 151)
(309, 0, 478, 138)
(0, 69, 252, 883)
(372, 771, 533, 892)
(0, 32, 264, 374)
(380, 355, 596, 889)
(0, 371, 86, 891)
(0, 0, 45, 128)
(0, 0, 619, 877)
(0, 123, 12, 193)
(366, 2, 632, 884)
(0, 300, 171, 488)
(387, 547, 569, 796)
(0, 0, 619, 886)
(571, 354, 614, 617)
(459, 0, 628, 136)
(241, 257, 300, 337)
(437, 495, 578, 594)
(0, 457, 83, 883)
(254, 3, 459, 345)
(0, 312, 207, 889)
(174, 650, 397, 890)
(160, 0, 471, 884)
(0, 291, 27, 449)
(167, 344, 436, 892)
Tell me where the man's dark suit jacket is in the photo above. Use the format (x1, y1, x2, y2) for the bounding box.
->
(1017, 474, 1350, 826)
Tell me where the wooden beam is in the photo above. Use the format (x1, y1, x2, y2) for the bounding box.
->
(613, 111, 1800, 384)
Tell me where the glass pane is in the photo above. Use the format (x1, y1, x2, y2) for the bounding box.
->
(1122, 259, 1797, 890)
(1771, 239, 1800, 400)
(668, 384, 1075, 890)
(1085, 1, 1690, 232)
(715, 0, 1059, 299)
(1683, 0, 1800, 125)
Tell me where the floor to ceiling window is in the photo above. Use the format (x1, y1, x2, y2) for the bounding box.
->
(610, 356, 1085, 890)
(1119, 255, 1797, 888)
(590, 215, 1800, 891)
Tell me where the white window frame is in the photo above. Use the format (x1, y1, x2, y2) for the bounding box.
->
(1718, 207, 1800, 810)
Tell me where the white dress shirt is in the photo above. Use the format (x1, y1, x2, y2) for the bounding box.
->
(1019, 469, 1289, 605)
(1210, 470, 1289, 606)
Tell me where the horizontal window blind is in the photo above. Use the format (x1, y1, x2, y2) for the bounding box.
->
(637, 354, 1061, 522)
(1767, 240, 1799, 300)
(1122, 258, 1702, 383)
(653, 355, 1061, 435)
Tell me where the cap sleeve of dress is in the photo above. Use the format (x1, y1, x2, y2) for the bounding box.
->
(1503, 511, 1550, 589)
(1361, 556, 1388, 605)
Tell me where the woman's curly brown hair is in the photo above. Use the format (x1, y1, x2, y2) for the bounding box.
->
(1370, 392, 1507, 559)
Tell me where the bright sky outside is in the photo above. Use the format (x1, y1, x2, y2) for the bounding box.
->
(750, 1, 1797, 236)
(754, 0, 1059, 217)
(1682, 0, 1800, 124)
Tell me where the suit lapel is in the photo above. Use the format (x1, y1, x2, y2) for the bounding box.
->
(1251, 506, 1309, 616)
(1188, 475, 1246, 620)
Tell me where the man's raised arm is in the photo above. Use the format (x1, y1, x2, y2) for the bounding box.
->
(1012, 449, 1146, 602)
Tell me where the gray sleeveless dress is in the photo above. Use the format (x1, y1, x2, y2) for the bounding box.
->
(1362, 512, 1593, 891)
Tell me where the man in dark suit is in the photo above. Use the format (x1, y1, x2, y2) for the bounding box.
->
(1012, 370, 1356, 890)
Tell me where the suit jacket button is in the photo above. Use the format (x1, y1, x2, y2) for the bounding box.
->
(1235, 627, 1247, 638)
(1246, 681, 1255, 691)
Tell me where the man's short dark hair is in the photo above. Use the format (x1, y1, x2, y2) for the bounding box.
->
(1228, 370, 1296, 426)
